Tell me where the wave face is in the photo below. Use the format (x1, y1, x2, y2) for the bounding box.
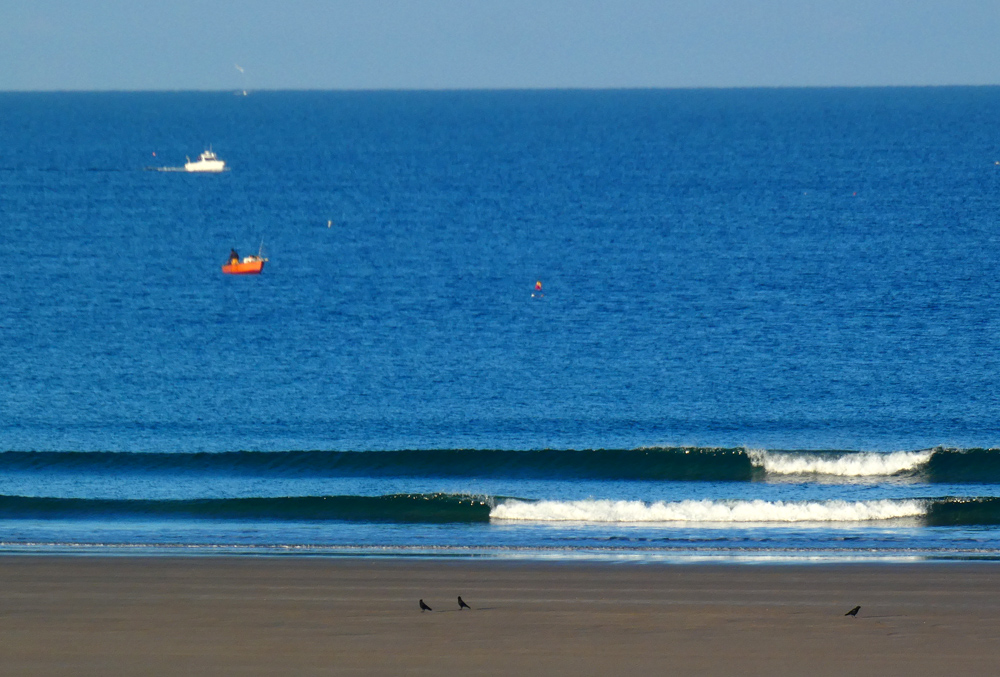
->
(0, 448, 756, 481)
(925, 497, 1000, 526)
(2, 447, 1000, 482)
(0, 493, 493, 523)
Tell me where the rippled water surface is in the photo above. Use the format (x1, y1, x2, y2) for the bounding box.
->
(2, 89, 1000, 561)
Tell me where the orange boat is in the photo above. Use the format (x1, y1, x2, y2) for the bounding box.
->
(222, 254, 267, 275)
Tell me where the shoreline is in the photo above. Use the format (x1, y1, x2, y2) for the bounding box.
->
(2, 556, 999, 675)
(1, 541, 999, 563)
(4, 547, 1000, 564)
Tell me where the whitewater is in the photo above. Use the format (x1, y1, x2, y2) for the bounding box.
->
(748, 450, 934, 477)
(491, 498, 929, 523)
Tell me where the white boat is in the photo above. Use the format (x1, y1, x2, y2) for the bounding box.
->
(184, 149, 226, 173)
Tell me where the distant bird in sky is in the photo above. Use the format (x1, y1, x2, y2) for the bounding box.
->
(419, 599, 432, 612)
(845, 605, 861, 617)
(458, 596, 471, 610)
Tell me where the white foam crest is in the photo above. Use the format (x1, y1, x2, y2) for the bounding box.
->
(490, 498, 927, 523)
(748, 450, 933, 476)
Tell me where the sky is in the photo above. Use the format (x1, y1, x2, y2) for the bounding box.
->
(2, 1, 1000, 90)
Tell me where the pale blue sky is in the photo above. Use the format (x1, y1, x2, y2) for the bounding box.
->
(2, 1, 1000, 90)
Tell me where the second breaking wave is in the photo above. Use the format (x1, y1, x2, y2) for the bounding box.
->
(2, 447, 999, 482)
(1, 493, 1000, 526)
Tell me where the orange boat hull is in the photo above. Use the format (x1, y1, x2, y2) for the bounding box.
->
(222, 260, 265, 275)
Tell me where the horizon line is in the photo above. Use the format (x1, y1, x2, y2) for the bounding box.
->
(2, 83, 1000, 95)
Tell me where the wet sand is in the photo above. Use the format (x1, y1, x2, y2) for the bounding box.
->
(2, 556, 999, 675)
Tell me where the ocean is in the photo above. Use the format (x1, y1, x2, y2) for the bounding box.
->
(1, 88, 999, 562)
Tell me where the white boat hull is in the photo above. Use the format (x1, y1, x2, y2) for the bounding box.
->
(185, 149, 226, 173)
(184, 160, 226, 172)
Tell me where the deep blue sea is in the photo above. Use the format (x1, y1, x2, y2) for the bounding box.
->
(2, 88, 1000, 562)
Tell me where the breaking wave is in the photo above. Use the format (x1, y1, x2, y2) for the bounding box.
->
(0, 493, 999, 526)
(748, 449, 933, 477)
(491, 498, 927, 523)
(0, 446, 999, 482)
(492, 497, 1000, 527)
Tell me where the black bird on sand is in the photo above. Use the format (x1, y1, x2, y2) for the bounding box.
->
(845, 606, 861, 617)
(458, 596, 471, 610)
(419, 599, 432, 612)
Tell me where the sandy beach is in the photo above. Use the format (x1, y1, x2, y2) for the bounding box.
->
(0, 557, 999, 675)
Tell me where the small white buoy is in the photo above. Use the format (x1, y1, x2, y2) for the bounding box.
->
(327, 220, 332, 228)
